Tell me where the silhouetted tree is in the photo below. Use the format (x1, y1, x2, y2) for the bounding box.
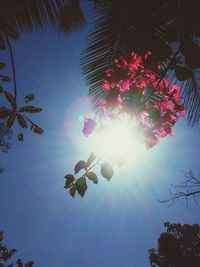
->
(149, 222, 200, 267)
(0, 230, 34, 267)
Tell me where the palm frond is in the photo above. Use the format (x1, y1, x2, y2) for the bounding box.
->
(81, 0, 172, 109)
(181, 71, 200, 127)
(0, 0, 85, 46)
(58, 0, 85, 34)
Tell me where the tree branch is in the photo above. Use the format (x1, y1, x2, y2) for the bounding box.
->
(158, 170, 200, 207)
(5, 35, 17, 101)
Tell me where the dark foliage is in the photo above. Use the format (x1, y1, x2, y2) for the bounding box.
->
(0, 230, 34, 266)
(0, 0, 86, 48)
(149, 222, 200, 267)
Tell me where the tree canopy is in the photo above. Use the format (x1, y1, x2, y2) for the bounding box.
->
(149, 222, 200, 267)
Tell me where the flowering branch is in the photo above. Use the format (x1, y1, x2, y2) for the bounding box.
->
(64, 51, 186, 198)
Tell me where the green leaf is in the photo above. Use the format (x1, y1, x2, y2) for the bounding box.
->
(69, 187, 76, 198)
(74, 160, 87, 174)
(6, 113, 16, 128)
(16, 114, 28, 128)
(64, 174, 75, 189)
(86, 152, 96, 167)
(85, 172, 98, 184)
(18, 106, 42, 113)
(0, 63, 5, 69)
(0, 109, 12, 119)
(1, 76, 11, 82)
(101, 162, 114, 181)
(75, 177, 87, 197)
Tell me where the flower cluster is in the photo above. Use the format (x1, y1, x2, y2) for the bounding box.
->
(82, 51, 185, 149)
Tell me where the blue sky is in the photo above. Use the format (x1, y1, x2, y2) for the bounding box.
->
(1, 5, 200, 267)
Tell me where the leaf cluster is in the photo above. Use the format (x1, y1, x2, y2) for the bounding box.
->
(64, 152, 114, 197)
(0, 73, 43, 142)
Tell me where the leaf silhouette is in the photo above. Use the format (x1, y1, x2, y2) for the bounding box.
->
(64, 174, 75, 188)
(175, 66, 193, 81)
(18, 106, 42, 113)
(17, 133, 24, 142)
(24, 93, 35, 103)
(0, 109, 12, 119)
(30, 123, 44, 135)
(74, 160, 87, 174)
(4, 91, 16, 108)
(85, 172, 98, 184)
(16, 114, 28, 128)
(6, 113, 16, 128)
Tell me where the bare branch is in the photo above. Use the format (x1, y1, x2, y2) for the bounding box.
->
(159, 170, 200, 207)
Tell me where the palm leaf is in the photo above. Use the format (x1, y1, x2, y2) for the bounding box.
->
(4, 91, 16, 109)
(58, 0, 85, 34)
(181, 71, 200, 127)
(6, 113, 16, 128)
(16, 113, 28, 128)
(0, 109, 12, 119)
(30, 123, 44, 134)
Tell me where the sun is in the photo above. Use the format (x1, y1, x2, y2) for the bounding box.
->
(88, 114, 145, 164)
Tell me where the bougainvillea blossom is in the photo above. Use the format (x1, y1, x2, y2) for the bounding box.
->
(82, 117, 96, 137)
(99, 51, 185, 149)
(82, 51, 185, 149)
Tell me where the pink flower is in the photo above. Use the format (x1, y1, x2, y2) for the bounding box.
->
(101, 83, 110, 91)
(98, 51, 186, 149)
(117, 80, 130, 92)
(82, 118, 96, 137)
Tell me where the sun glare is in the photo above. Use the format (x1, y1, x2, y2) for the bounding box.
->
(89, 115, 145, 164)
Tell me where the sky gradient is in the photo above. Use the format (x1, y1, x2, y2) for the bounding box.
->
(1, 5, 200, 267)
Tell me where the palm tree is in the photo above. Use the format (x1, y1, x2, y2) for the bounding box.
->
(81, 0, 200, 127)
